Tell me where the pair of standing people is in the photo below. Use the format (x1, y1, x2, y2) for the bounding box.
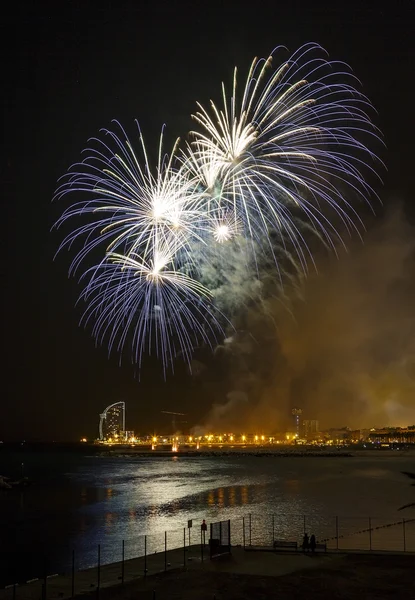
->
(302, 533, 316, 552)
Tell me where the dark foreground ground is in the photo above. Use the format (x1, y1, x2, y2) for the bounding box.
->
(76, 553, 414, 600)
(2, 549, 413, 600)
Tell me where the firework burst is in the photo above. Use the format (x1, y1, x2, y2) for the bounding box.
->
(187, 42, 383, 257)
(79, 252, 224, 375)
(54, 44, 382, 373)
(54, 121, 204, 275)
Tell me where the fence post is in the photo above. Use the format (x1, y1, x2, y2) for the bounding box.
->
(201, 528, 204, 562)
(12, 561, 16, 600)
(121, 540, 125, 585)
(402, 519, 406, 552)
(164, 531, 167, 571)
(183, 528, 186, 566)
(97, 544, 101, 600)
(336, 516, 339, 550)
(71, 549, 75, 598)
(243, 517, 245, 549)
(249, 513, 252, 546)
(368, 517, 372, 551)
(43, 558, 47, 600)
(303, 515, 306, 535)
(272, 514, 275, 545)
(144, 535, 147, 577)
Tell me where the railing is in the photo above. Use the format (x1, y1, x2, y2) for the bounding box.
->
(238, 513, 415, 552)
(1, 514, 414, 600)
(1, 527, 210, 600)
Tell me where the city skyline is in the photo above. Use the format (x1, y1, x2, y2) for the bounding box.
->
(82, 401, 415, 446)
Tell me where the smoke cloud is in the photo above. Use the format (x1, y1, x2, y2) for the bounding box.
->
(194, 208, 415, 432)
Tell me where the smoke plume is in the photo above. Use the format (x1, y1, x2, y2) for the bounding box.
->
(194, 208, 415, 432)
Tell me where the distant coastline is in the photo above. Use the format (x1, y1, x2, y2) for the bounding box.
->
(1, 441, 413, 458)
(96, 449, 354, 458)
(95, 445, 415, 458)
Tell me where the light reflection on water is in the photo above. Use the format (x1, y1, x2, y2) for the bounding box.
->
(0, 453, 414, 579)
(64, 454, 415, 567)
(69, 455, 415, 532)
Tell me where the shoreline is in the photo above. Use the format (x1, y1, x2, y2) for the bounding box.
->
(94, 447, 415, 458)
(96, 449, 355, 458)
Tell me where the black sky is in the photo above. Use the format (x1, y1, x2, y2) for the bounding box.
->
(3, 0, 414, 441)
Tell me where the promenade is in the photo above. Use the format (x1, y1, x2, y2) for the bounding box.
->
(2, 545, 414, 600)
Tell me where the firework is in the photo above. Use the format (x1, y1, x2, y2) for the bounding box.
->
(186, 42, 383, 257)
(79, 252, 225, 375)
(54, 44, 382, 372)
(54, 121, 204, 275)
(54, 120, 224, 370)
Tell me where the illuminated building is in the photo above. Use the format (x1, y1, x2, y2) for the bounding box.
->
(368, 427, 415, 444)
(99, 401, 126, 441)
(324, 427, 349, 444)
(291, 408, 302, 437)
(302, 420, 319, 439)
(346, 430, 363, 442)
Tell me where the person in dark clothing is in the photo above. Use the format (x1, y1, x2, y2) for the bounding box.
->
(310, 534, 316, 553)
(201, 519, 207, 544)
(302, 533, 309, 552)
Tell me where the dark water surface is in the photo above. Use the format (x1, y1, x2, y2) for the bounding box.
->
(0, 448, 414, 584)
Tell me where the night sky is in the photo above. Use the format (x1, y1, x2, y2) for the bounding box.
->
(4, 1, 414, 441)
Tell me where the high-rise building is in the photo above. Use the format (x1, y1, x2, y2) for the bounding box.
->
(99, 401, 126, 440)
(302, 420, 319, 439)
(291, 408, 302, 437)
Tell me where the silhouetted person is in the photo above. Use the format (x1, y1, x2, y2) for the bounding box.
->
(310, 534, 316, 553)
(302, 533, 309, 552)
(201, 519, 207, 544)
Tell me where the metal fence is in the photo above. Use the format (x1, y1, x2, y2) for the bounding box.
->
(1, 514, 414, 600)
(238, 513, 415, 553)
(1, 527, 211, 600)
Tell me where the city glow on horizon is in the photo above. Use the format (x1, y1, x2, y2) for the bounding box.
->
(94, 401, 415, 448)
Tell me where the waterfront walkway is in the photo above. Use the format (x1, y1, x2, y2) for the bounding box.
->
(1, 545, 414, 600)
